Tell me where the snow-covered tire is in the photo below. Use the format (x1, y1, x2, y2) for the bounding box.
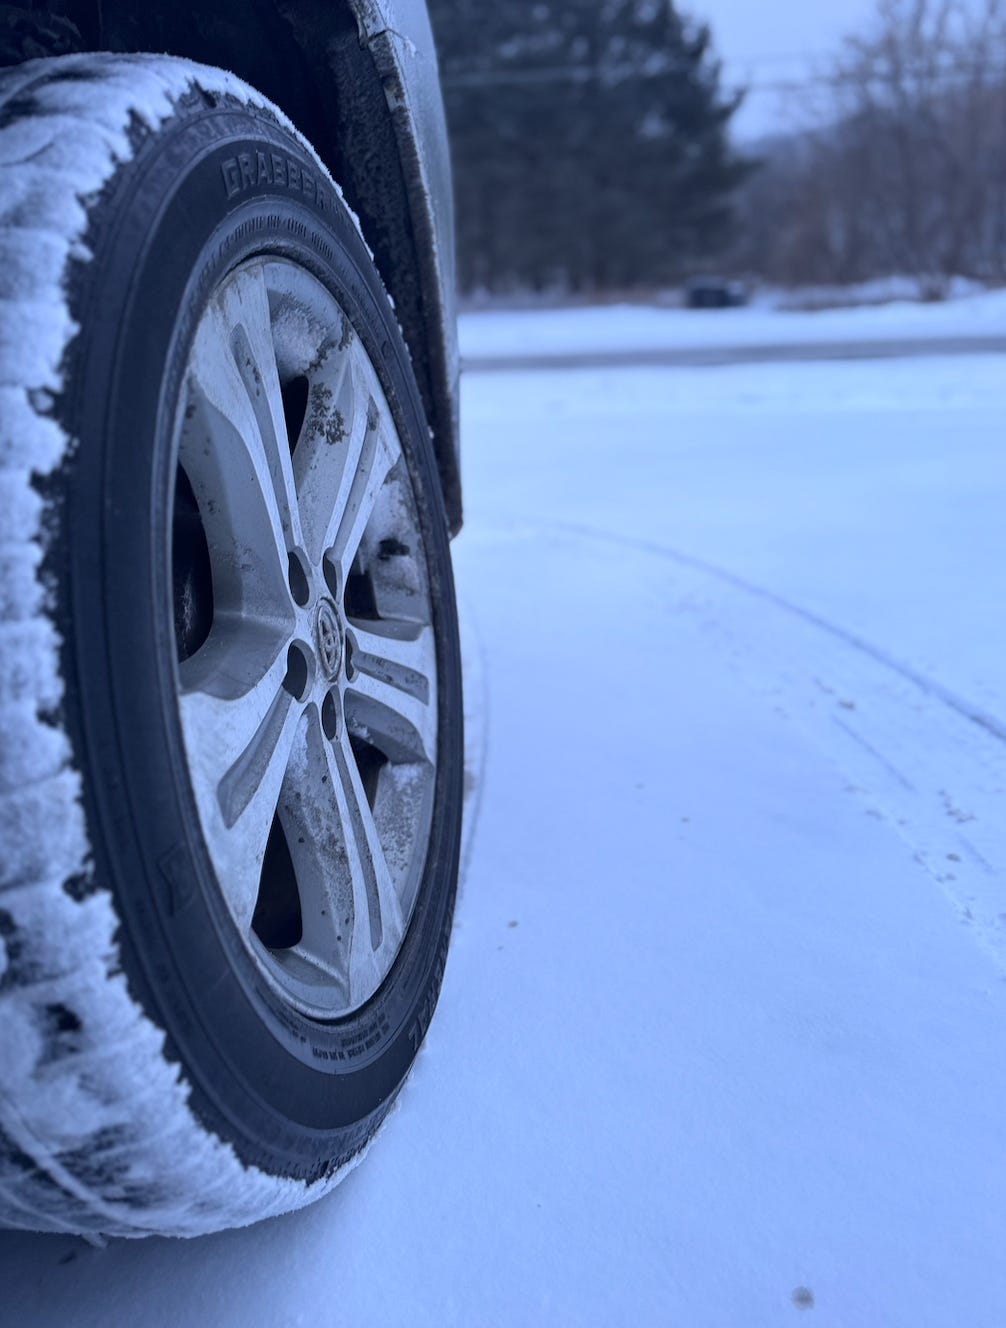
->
(0, 54, 462, 1238)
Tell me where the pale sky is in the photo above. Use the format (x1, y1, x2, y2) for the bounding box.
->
(695, 0, 887, 140)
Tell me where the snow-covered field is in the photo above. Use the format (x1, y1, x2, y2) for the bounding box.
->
(3, 310, 1006, 1325)
(460, 286, 1006, 364)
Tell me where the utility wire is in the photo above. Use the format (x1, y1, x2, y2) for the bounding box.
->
(441, 59, 1006, 92)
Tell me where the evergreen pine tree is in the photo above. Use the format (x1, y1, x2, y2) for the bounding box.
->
(428, 0, 749, 293)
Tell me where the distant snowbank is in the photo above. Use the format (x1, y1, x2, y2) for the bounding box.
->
(760, 275, 990, 311)
(459, 286, 1006, 362)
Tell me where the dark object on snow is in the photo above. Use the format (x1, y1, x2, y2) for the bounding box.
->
(684, 276, 749, 309)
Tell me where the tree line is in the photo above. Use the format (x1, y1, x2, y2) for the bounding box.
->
(428, 0, 1006, 297)
(724, 0, 1006, 291)
(426, 0, 748, 295)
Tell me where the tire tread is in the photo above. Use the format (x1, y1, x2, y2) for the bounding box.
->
(0, 53, 366, 1239)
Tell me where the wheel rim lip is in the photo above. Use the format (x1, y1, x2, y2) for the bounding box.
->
(169, 255, 438, 1020)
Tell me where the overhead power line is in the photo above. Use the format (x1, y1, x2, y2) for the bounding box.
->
(441, 58, 1006, 93)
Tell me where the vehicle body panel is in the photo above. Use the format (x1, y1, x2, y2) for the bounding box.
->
(0, 0, 462, 531)
(342, 0, 461, 529)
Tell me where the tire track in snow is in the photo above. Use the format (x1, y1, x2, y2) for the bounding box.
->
(501, 517, 1006, 974)
(554, 518, 1006, 747)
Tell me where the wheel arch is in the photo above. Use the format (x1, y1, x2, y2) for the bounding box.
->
(0, 0, 462, 534)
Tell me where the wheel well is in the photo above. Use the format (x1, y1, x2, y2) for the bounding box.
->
(0, 0, 461, 532)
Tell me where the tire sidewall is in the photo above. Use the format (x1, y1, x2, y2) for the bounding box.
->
(62, 100, 461, 1174)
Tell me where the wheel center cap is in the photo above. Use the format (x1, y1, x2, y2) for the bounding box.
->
(315, 599, 343, 679)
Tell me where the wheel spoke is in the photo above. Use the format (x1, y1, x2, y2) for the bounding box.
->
(292, 350, 357, 563)
(344, 627, 437, 766)
(282, 721, 404, 1006)
(293, 349, 396, 571)
(329, 414, 398, 580)
(178, 630, 303, 930)
(183, 279, 301, 609)
(348, 619, 435, 704)
(229, 263, 305, 554)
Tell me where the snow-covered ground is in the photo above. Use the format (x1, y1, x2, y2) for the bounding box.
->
(460, 287, 1006, 363)
(3, 319, 1006, 1325)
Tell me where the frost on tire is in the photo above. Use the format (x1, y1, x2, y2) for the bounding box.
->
(0, 52, 462, 1239)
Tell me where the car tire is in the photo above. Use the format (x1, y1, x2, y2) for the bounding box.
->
(0, 53, 462, 1238)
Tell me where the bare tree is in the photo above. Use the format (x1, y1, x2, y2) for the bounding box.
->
(734, 0, 1006, 290)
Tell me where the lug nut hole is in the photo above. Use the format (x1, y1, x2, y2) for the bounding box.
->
(321, 688, 340, 740)
(323, 554, 340, 602)
(282, 642, 311, 700)
(287, 550, 310, 607)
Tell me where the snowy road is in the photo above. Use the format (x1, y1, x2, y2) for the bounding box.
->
(463, 334, 1006, 372)
(3, 334, 1006, 1326)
